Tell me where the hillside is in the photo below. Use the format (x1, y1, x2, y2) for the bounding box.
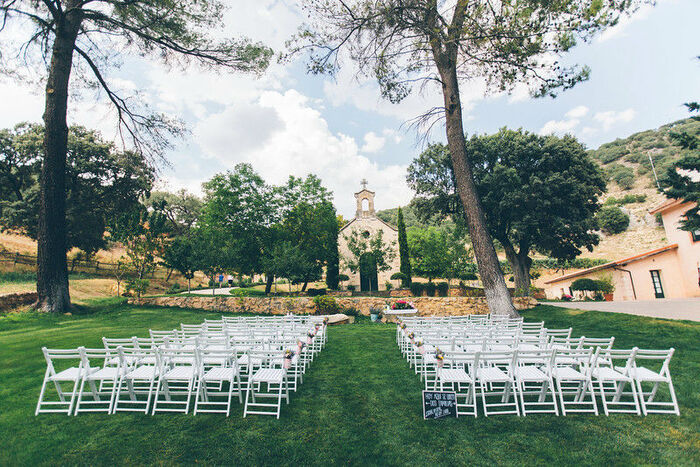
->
(383, 118, 698, 263)
(589, 117, 699, 188)
(582, 117, 699, 259)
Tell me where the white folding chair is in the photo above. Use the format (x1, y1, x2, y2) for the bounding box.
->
(243, 349, 289, 419)
(474, 351, 520, 416)
(36, 347, 89, 415)
(438, 351, 477, 417)
(193, 347, 242, 416)
(592, 348, 641, 416)
(74, 348, 123, 415)
(515, 349, 559, 415)
(552, 348, 598, 415)
(112, 347, 159, 414)
(151, 347, 198, 414)
(628, 348, 679, 415)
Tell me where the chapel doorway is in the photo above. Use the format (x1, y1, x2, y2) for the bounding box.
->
(359, 253, 378, 292)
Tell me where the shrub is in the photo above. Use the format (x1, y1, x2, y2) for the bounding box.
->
(307, 288, 327, 297)
(409, 282, 424, 297)
(0, 270, 36, 283)
(343, 306, 359, 317)
(459, 272, 478, 281)
(167, 283, 181, 294)
(597, 206, 630, 235)
(390, 272, 407, 284)
(125, 278, 149, 297)
(570, 278, 599, 291)
(337, 274, 350, 283)
(313, 295, 339, 315)
(347, 284, 356, 291)
(606, 163, 635, 190)
(385, 281, 393, 291)
(436, 282, 449, 297)
(604, 194, 647, 206)
(595, 274, 615, 294)
(424, 282, 437, 297)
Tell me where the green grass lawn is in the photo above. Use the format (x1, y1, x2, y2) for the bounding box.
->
(1, 301, 699, 465)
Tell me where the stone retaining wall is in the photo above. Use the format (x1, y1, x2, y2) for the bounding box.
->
(0, 292, 37, 310)
(128, 295, 536, 316)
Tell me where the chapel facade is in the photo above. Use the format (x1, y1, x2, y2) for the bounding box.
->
(337, 181, 400, 291)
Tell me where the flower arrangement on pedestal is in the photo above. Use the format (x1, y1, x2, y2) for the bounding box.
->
(435, 348, 445, 368)
(391, 300, 415, 310)
(283, 349, 295, 369)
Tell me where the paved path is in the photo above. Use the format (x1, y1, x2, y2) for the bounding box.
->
(185, 287, 237, 295)
(544, 298, 700, 322)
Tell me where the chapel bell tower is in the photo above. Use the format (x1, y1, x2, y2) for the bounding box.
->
(354, 179, 376, 218)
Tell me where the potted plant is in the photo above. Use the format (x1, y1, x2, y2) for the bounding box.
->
(596, 274, 615, 301)
(370, 306, 383, 322)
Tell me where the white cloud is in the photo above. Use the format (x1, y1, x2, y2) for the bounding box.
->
(195, 89, 413, 217)
(593, 108, 636, 131)
(539, 118, 579, 136)
(0, 80, 43, 128)
(596, 3, 655, 43)
(361, 131, 386, 153)
(566, 105, 589, 119)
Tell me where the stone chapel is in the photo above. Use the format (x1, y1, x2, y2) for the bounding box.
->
(337, 180, 400, 291)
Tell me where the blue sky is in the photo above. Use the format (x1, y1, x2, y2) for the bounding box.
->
(1, 0, 698, 218)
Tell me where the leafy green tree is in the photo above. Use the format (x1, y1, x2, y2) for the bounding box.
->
(278, 176, 337, 291)
(0, 124, 154, 256)
(264, 242, 321, 292)
(343, 229, 396, 276)
(408, 129, 606, 293)
(161, 235, 198, 293)
(597, 206, 630, 235)
(665, 101, 700, 232)
(289, 0, 640, 316)
(147, 190, 203, 236)
(396, 207, 412, 287)
(325, 225, 340, 290)
(1, 0, 272, 313)
(200, 164, 279, 278)
(112, 208, 169, 282)
(407, 227, 449, 282)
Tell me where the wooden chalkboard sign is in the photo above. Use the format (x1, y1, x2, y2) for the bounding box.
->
(422, 391, 457, 419)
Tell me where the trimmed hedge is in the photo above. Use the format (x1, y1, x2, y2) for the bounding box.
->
(409, 282, 424, 297)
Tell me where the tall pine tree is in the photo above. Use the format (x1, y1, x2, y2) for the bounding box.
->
(397, 207, 412, 287)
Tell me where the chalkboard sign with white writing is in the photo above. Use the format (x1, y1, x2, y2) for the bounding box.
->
(422, 391, 457, 419)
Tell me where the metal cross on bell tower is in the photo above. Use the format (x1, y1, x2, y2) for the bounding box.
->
(355, 179, 375, 218)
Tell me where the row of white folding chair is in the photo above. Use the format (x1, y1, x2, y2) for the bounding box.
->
(36, 345, 301, 417)
(418, 346, 678, 417)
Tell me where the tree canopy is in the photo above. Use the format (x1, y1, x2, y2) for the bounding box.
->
(664, 102, 700, 232)
(0, 123, 154, 256)
(408, 129, 606, 292)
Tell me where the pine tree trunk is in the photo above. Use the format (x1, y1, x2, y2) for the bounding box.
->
(502, 242, 532, 296)
(36, 8, 83, 313)
(438, 64, 517, 317)
(265, 274, 274, 294)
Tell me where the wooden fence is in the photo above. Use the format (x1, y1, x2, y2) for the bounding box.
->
(0, 251, 175, 280)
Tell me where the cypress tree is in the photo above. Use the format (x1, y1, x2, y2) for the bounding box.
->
(325, 222, 340, 289)
(397, 207, 411, 287)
